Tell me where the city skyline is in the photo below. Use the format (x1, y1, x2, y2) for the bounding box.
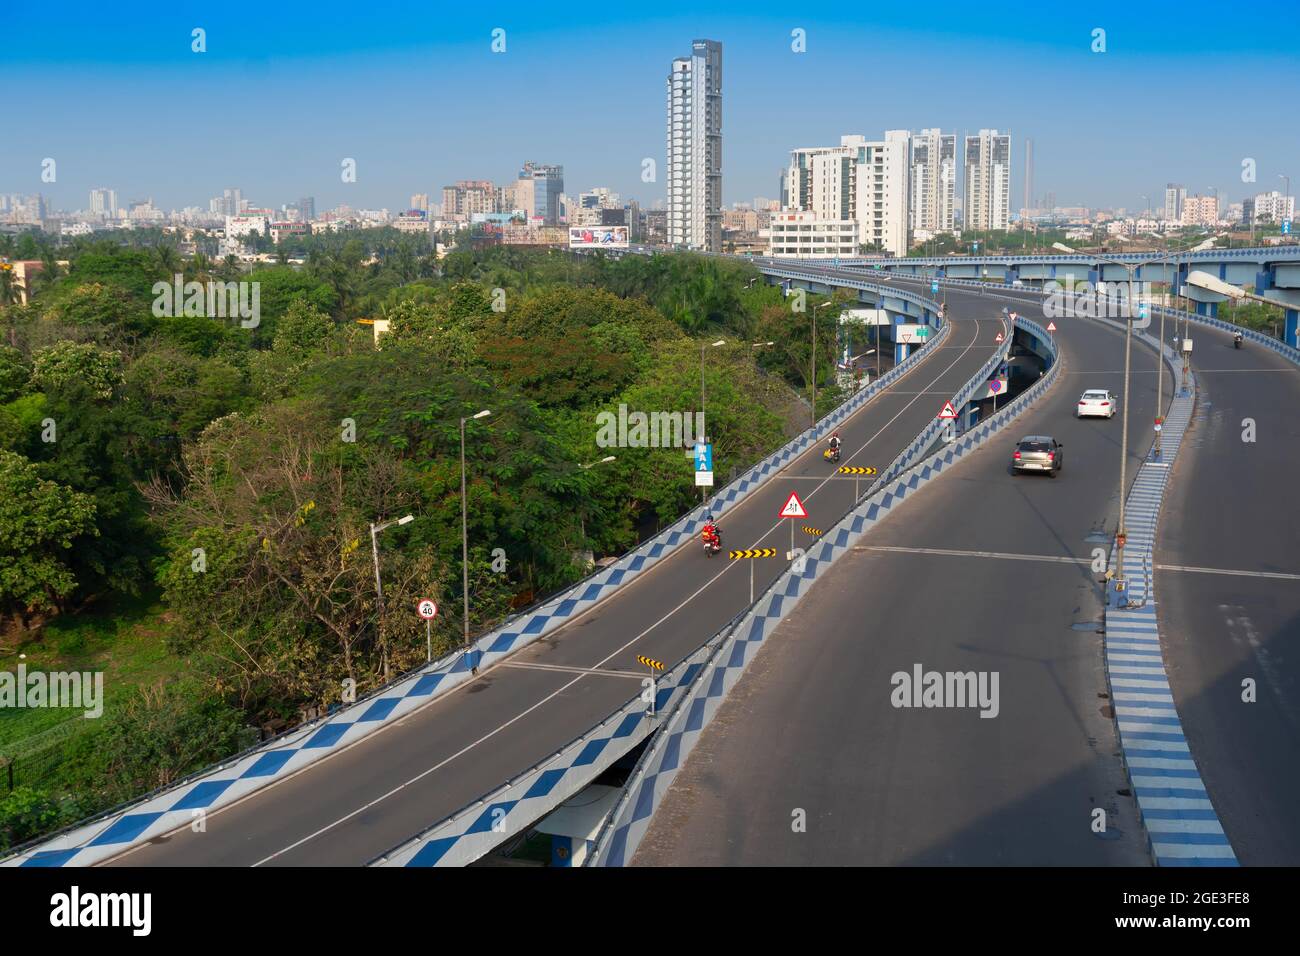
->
(2, 2, 1297, 215)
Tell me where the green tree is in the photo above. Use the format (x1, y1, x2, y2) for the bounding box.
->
(0, 450, 98, 627)
(32, 342, 124, 399)
(0, 345, 29, 402)
(97, 682, 257, 800)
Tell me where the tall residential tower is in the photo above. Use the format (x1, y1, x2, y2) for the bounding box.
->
(667, 39, 722, 252)
(909, 128, 956, 234)
(963, 129, 1011, 230)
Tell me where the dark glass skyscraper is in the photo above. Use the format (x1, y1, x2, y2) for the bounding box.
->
(520, 162, 563, 225)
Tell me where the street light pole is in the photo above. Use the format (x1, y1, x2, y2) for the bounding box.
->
(461, 409, 491, 673)
(811, 301, 831, 428)
(369, 522, 386, 679)
(369, 512, 414, 682)
(700, 339, 725, 507)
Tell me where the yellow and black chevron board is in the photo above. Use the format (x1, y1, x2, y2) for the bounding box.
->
(837, 466, 878, 476)
(728, 548, 777, 559)
(802, 526, 823, 537)
(636, 655, 665, 671)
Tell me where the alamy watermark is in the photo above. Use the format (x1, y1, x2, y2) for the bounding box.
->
(890, 663, 1000, 718)
(595, 403, 705, 449)
(1043, 280, 1153, 327)
(0, 663, 103, 718)
(151, 273, 260, 328)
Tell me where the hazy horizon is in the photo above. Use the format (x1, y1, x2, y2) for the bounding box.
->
(3, 0, 1297, 215)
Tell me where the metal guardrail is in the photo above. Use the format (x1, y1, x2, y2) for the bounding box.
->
(365, 617, 738, 867)
(587, 313, 1064, 866)
(359, 282, 956, 867)
(769, 246, 1300, 268)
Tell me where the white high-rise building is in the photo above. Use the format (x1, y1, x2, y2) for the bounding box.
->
(1252, 190, 1295, 224)
(910, 129, 956, 234)
(1164, 184, 1186, 222)
(963, 130, 1011, 231)
(775, 131, 910, 257)
(89, 187, 117, 219)
(667, 39, 722, 252)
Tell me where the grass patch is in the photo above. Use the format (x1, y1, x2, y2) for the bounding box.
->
(0, 589, 179, 793)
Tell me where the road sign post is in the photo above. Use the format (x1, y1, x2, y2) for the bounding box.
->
(418, 600, 439, 664)
(417, 598, 438, 663)
(779, 491, 808, 557)
(727, 548, 776, 600)
(637, 655, 664, 717)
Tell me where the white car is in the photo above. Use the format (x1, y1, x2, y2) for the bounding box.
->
(1076, 389, 1117, 419)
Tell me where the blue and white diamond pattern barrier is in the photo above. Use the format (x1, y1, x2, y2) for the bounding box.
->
(366, 639, 722, 867)
(1099, 325, 1239, 866)
(3, 281, 949, 868)
(588, 317, 1063, 866)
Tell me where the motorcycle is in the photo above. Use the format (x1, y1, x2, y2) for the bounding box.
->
(823, 446, 841, 464)
(702, 530, 722, 558)
(1234, 333, 1243, 350)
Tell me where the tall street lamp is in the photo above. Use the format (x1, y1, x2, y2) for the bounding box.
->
(1188, 269, 1296, 314)
(811, 300, 833, 427)
(577, 455, 616, 544)
(461, 409, 491, 673)
(1053, 242, 1193, 600)
(369, 513, 414, 681)
(699, 339, 726, 506)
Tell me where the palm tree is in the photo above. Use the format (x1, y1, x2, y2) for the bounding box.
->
(189, 251, 214, 285)
(0, 264, 24, 306)
(152, 244, 183, 279)
(29, 251, 63, 296)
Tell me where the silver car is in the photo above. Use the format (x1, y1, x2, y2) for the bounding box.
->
(1012, 435, 1063, 477)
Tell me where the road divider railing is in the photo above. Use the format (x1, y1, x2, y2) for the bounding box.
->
(366, 298, 1002, 869)
(586, 315, 1063, 866)
(869, 313, 1015, 489)
(1093, 320, 1238, 866)
(2, 273, 947, 869)
(889, 274, 1300, 363)
(366, 625, 735, 866)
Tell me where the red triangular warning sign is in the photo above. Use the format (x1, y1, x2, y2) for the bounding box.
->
(1046, 321, 1057, 332)
(938, 401, 958, 420)
(994, 332, 1004, 343)
(779, 491, 808, 519)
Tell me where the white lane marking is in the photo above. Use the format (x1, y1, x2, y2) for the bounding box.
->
(250, 320, 993, 863)
(499, 661, 645, 679)
(1220, 604, 1299, 730)
(858, 546, 1300, 580)
(1161, 564, 1300, 581)
(856, 545, 1091, 566)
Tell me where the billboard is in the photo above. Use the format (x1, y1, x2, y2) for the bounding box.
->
(568, 226, 629, 249)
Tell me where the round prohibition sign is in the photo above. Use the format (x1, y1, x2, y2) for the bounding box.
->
(417, 598, 438, 620)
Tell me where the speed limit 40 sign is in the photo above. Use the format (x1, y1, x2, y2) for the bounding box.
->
(417, 598, 438, 620)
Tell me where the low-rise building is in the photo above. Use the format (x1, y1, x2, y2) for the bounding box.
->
(767, 209, 859, 258)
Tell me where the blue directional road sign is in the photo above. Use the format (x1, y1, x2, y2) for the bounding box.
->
(931, 280, 939, 293)
(694, 442, 714, 487)
(1283, 219, 1293, 236)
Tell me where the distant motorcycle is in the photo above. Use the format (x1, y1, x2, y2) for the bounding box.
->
(1234, 332, 1243, 349)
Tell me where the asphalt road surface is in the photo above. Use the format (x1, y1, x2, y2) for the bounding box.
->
(107, 283, 1004, 866)
(1155, 324, 1300, 865)
(634, 285, 1166, 866)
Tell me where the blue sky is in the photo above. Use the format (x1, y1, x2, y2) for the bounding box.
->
(2, 1, 1297, 214)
